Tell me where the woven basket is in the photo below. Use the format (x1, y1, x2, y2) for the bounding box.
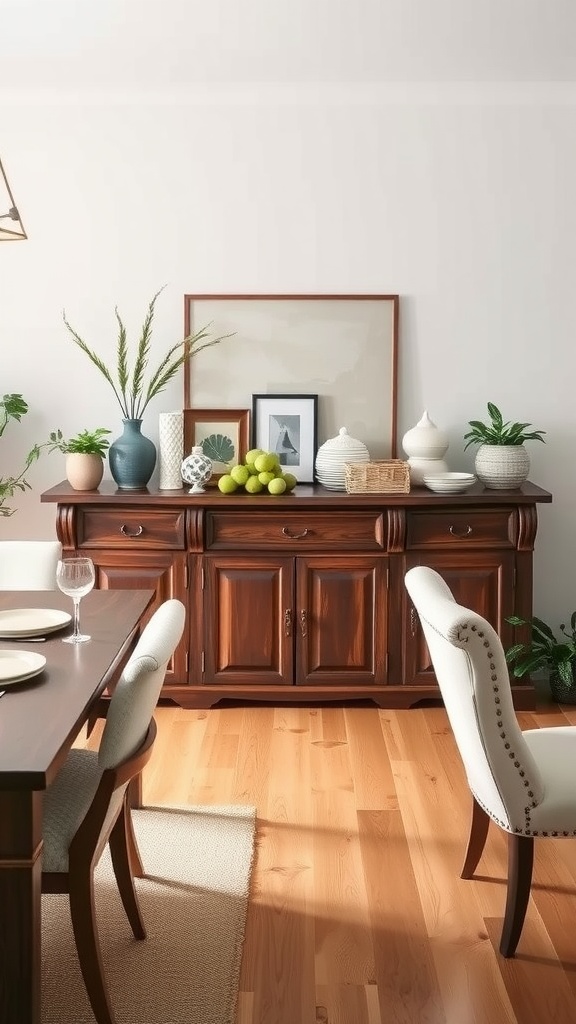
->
(344, 460, 411, 494)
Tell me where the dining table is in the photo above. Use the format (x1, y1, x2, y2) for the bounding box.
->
(0, 587, 155, 1024)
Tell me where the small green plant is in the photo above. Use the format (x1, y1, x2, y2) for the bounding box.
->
(63, 286, 234, 421)
(48, 427, 111, 458)
(0, 393, 52, 517)
(505, 613, 576, 686)
(463, 402, 546, 449)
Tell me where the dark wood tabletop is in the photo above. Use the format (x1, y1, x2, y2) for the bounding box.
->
(0, 589, 155, 789)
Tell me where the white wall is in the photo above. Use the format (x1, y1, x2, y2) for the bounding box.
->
(2, 83, 575, 623)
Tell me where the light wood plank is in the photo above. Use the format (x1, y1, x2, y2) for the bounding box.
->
(99, 701, 576, 1024)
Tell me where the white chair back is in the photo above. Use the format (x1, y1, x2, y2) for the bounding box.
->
(0, 540, 62, 589)
(404, 566, 544, 831)
(98, 599, 186, 770)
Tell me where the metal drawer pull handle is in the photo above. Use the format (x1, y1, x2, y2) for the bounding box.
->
(282, 526, 309, 540)
(120, 524, 144, 537)
(284, 609, 292, 636)
(449, 524, 472, 538)
(300, 610, 308, 637)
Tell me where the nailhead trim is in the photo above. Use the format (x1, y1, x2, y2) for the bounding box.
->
(423, 611, 576, 837)
(458, 621, 548, 836)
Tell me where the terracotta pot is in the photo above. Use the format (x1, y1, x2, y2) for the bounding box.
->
(65, 453, 104, 491)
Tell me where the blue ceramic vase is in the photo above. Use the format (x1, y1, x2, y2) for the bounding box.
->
(108, 418, 157, 490)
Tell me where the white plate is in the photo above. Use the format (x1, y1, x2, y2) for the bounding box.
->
(0, 650, 47, 685)
(424, 480, 477, 494)
(0, 608, 72, 638)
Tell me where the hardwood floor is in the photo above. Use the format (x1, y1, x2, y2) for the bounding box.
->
(89, 699, 576, 1023)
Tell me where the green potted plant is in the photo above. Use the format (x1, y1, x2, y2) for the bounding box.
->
(463, 402, 546, 489)
(0, 393, 52, 517)
(48, 427, 112, 491)
(505, 612, 576, 704)
(63, 286, 234, 491)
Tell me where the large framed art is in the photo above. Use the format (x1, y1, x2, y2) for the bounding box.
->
(183, 294, 399, 459)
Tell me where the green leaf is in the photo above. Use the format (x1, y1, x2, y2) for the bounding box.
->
(201, 433, 235, 463)
(487, 402, 503, 430)
(464, 402, 545, 447)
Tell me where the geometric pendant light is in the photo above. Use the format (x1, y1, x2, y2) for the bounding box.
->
(0, 157, 27, 241)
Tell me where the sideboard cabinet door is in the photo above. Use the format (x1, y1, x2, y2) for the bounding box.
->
(202, 555, 294, 686)
(87, 550, 188, 687)
(402, 551, 515, 687)
(295, 556, 388, 687)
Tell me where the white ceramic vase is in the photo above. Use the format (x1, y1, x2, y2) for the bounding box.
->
(474, 444, 530, 489)
(402, 411, 449, 485)
(159, 411, 184, 490)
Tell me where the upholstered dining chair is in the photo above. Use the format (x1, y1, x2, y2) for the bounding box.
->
(41, 598, 186, 1024)
(0, 539, 62, 589)
(405, 564, 576, 958)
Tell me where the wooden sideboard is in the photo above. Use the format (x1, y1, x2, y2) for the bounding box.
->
(41, 480, 552, 709)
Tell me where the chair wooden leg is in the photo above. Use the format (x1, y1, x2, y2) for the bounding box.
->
(500, 834, 534, 958)
(461, 796, 490, 879)
(125, 796, 145, 876)
(109, 805, 146, 939)
(69, 867, 116, 1024)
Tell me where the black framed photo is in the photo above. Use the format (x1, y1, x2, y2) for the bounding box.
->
(251, 394, 318, 483)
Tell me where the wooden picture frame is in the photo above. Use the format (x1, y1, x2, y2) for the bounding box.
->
(252, 393, 318, 483)
(183, 294, 399, 459)
(183, 408, 250, 484)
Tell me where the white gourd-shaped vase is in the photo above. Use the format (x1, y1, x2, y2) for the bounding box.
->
(402, 411, 449, 485)
(181, 445, 213, 494)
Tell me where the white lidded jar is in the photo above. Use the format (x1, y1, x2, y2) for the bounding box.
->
(315, 427, 370, 491)
(402, 411, 449, 485)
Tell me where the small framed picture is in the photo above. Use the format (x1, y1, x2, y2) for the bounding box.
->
(183, 409, 250, 484)
(251, 394, 318, 483)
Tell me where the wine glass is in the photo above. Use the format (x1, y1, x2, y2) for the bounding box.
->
(56, 557, 96, 643)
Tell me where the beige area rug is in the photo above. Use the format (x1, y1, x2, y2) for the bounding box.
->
(42, 804, 256, 1024)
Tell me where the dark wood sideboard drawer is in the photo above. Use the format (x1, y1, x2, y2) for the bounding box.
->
(406, 509, 517, 549)
(206, 511, 386, 550)
(77, 508, 186, 549)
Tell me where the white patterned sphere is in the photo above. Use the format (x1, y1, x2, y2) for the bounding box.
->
(181, 446, 213, 493)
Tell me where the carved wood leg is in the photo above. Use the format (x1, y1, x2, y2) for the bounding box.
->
(460, 796, 490, 879)
(109, 806, 146, 939)
(124, 793, 145, 875)
(499, 833, 534, 958)
(0, 790, 43, 1024)
(68, 867, 116, 1024)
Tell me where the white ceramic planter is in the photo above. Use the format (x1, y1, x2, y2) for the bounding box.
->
(65, 453, 104, 491)
(474, 444, 530, 489)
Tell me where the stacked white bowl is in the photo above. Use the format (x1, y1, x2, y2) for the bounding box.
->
(315, 427, 370, 490)
(423, 472, 476, 494)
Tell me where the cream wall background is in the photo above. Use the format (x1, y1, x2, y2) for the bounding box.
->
(1, 1, 575, 625)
